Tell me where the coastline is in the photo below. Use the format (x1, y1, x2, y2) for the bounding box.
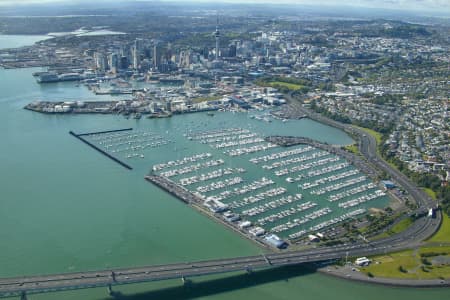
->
(316, 264, 450, 288)
(282, 98, 448, 288)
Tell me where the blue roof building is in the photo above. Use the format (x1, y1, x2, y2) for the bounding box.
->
(264, 234, 288, 249)
(381, 180, 396, 189)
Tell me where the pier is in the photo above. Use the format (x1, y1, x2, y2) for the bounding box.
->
(145, 175, 203, 204)
(265, 135, 381, 179)
(69, 130, 133, 170)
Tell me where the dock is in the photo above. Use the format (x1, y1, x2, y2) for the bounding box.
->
(69, 130, 133, 170)
(145, 174, 271, 249)
(145, 174, 203, 204)
(264, 135, 380, 179)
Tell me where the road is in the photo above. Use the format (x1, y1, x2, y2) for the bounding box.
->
(0, 98, 442, 298)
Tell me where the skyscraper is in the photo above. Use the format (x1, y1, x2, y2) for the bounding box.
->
(108, 53, 119, 73)
(153, 44, 162, 70)
(132, 46, 139, 70)
(228, 44, 237, 57)
(214, 16, 220, 60)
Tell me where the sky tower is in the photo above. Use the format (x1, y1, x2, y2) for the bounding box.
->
(214, 15, 220, 60)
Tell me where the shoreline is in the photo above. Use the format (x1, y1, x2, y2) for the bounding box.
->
(281, 98, 447, 288)
(315, 264, 450, 288)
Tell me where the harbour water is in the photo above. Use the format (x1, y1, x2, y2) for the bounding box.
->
(0, 36, 449, 300)
(0, 34, 49, 49)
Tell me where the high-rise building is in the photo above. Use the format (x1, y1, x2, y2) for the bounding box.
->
(153, 44, 162, 70)
(228, 44, 237, 57)
(132, 46, 139, 70)
(214, 17, 220, 60)
(94, 52, 108, 72)
(108, 53, 119, 73)
(120, 56, 129, 69)
(134, 38, 144, 52)
(165, 100, 172, 112)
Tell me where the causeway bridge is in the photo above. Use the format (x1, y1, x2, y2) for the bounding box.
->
(0, 211, 439, 298)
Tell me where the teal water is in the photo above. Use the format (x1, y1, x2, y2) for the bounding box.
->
(0, 35, 50, 49)
(0, 37, 449, 300)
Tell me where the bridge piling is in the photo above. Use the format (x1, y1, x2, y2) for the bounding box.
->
(263, 254, 272, 265)
(107, 284, 113, 296)
(20, 291, 27, 300)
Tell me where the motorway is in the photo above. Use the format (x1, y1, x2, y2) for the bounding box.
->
(0, 100, 443, 298)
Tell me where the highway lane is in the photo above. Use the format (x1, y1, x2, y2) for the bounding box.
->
(0, 213, 439, 297)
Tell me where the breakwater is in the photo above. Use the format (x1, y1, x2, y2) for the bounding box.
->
(77, 128, 133, 136)
(145, 174, 203, 204)
(69, 130, 133, 170)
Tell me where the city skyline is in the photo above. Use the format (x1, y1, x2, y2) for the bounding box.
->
(0, 0, 449, 298)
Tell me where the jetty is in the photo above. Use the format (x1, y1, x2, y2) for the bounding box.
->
(265, 135, 381, 179)
(145, 175, 203, 204)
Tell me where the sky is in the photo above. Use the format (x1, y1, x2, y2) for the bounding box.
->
(0, 0, 448, 15)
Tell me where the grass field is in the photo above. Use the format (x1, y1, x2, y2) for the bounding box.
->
(192, 95, 222, 103)
(390, 217, 413, 235)
(361, 246, 450, 279)
(427, 214, 450, 243)
(344, 144, 359, 155)
(269, 81, 305, 91)
(355, 126, 382, 145)
(361, 214, 450, 279)
(423, 188, 437, 200)
(370, 217, 413, 240)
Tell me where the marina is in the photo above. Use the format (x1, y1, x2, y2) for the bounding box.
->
(69, 130, 133, 170)
(186, 128, 279, 157)
(68, 121, 389, 248)
(178, 167, 245, 186)
(83, 129, 173, 160)
(147, 128, 390, 247)
(161, 160, 226, 179)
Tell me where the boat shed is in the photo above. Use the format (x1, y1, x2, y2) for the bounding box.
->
(381, 180, 396, 189)
(264, 234, 288, 249)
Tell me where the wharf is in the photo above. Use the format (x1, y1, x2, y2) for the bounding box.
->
(145, 174, 271, 249)
(69, 130, 133, 170)
(265, 136, 319, 147)
(145, 175, 203, 204)
(24, 101, 120, 114)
